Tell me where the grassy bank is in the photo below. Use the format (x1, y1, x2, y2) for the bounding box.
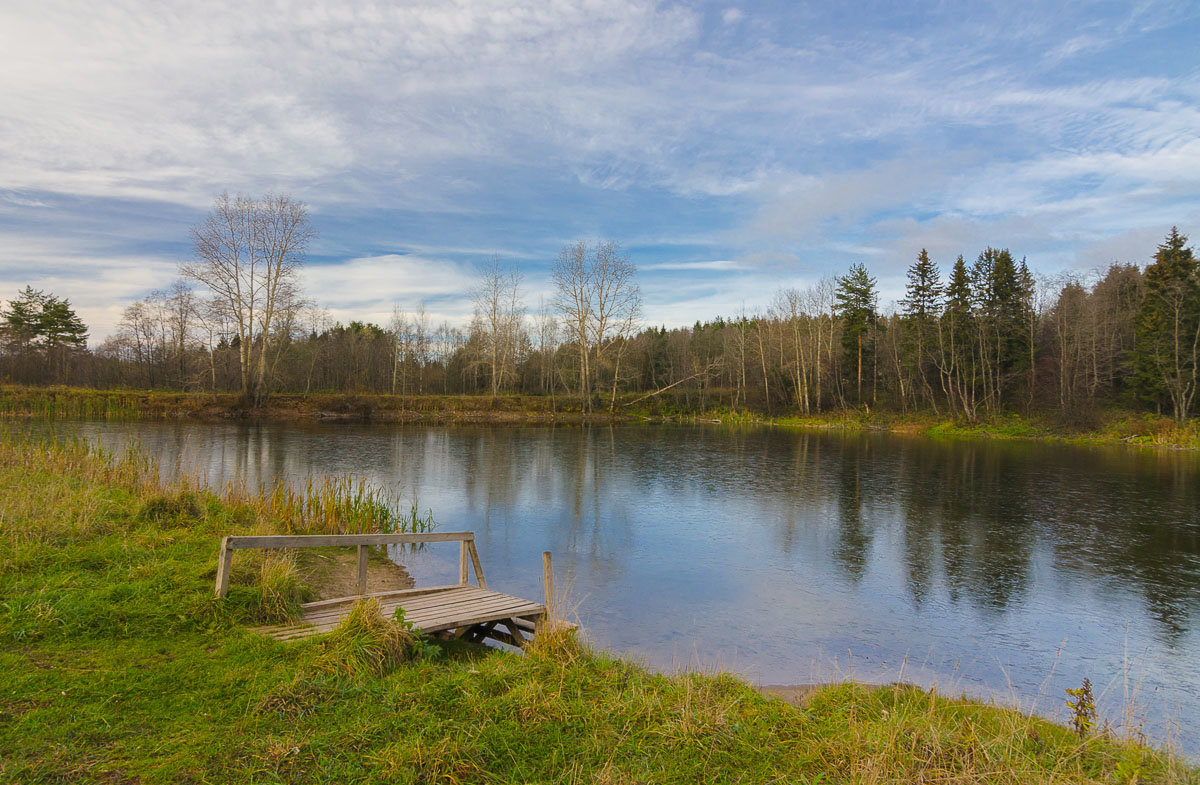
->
(0, 431, 1194, 783)
(762, 410, 1200, 450)
(2, 384, 1199, 449)
(0, 385, 617, 424)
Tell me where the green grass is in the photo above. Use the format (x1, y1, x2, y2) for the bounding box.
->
(0, 430, 1196, 782)
(764, 409, 1200, 450)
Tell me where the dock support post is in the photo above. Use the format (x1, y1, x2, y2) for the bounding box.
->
(356, 544, 368, 596)
(542, 551, 555, 622)
(214, 536, 233, 598)
(459, 540, 469, 585)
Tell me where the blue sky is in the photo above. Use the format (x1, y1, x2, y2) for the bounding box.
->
(2, 0, 1199, 339)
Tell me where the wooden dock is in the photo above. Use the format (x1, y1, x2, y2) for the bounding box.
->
(214, 531, 560, 647)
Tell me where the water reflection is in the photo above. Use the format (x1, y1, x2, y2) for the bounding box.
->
(60, 420, 1200, 753)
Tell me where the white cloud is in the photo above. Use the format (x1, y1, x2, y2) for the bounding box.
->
(642, 260, 742, 272)
(300, 254, 477, 325)
(0, 233, 179, 342)
(1, 0, 1198, 327)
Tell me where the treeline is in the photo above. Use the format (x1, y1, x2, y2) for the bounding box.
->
(1, 194, 1196, 423)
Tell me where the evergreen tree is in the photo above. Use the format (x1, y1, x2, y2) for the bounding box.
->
(938, 255, 978, 420)
(970, 248, 1031, 410)
(1134, 227, 1199, 422)
(0, 286, 47, 351)
(1, 286, 89, 383)
(900, 249, 942, 408)
(834, 263, 878, 403)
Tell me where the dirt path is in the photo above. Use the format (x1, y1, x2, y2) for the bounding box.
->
(297, 548, 415, 600)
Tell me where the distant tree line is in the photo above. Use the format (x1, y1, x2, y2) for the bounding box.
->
(1, 193, 1196, 422)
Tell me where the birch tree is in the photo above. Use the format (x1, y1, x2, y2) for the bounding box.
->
(182, 192, 314, 405)
(471, 258, 526, 401)
(552, 240, 641, 412)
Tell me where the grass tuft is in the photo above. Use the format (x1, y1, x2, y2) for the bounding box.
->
(137, 490, 202, 522)
(316, 598, 416, 677)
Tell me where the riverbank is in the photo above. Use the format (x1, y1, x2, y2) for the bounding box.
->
(2, 384, 1198, 449)
(0, 384, 626, 423)
(762, 409, 1200, 450)
(1, 430, 1193, 783)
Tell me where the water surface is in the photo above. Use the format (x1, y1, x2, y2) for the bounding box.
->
(57, 421, 1200, 752)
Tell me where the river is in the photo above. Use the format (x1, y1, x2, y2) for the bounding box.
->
(51, 420, 1200, 753)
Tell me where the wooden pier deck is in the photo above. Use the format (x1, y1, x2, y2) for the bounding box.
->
(215, 531, 560, 648)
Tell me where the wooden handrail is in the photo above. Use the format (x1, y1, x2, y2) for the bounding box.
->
(214, 530, 483, 598)
(223, 531, 473, 549)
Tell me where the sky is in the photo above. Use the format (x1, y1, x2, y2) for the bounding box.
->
(2, 0, 1199, 341)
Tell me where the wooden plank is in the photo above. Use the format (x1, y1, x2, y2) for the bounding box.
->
(402, 597, 544, 622)
(420, 607, 545, 635)
(483, 628, 517, 647)
(272, 592, 541, 629)
(393, 591, 537, 617)
(470, 622, 497, 644)
(262, 601, 547, 641)
(356, 544, 368, 596)
(400, 602, 543, 628)
(459, 540, 469, 585)
(506, 618, 527, 645)
(300, 584, 461, 610)
(214, 536, 233, 598)
(225, 531, 474, 550)
(467, 540, 487, 589)
(297, 588, 493, 625)
(297, 589, 484, 624)
(401, 600, 544, 627)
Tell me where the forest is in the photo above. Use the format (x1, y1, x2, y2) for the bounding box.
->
(1, 196, 1197, 424)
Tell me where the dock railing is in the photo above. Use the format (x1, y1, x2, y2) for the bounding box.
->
(213, 531, 486, 599)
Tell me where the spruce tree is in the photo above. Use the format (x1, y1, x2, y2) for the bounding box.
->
(900, 249, 942, 408)
(834, 263, 879, 403)
(940, 256, 976, 419)
(1134, 227, 1199, 421)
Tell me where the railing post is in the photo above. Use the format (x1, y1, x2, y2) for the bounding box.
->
(356, 544, 369, 596)
(459, 539, 469, 585)
(214, 536, 233, 598)
(542, 551, 555, 621)
(467, 538, 487, 589)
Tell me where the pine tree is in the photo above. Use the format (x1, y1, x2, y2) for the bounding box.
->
(1134, 227, 1199, 422)
(0, 286, 46, 351)
(1, 287, 89, 383)
(834, 263, 878, 404)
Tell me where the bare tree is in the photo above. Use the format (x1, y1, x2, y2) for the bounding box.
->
(471, 257, 526, 401)
(551, 240, 641, 413)
(182, 192, 315, 405)
(535, 296, 558, 396)
(553, 242, 592, 406)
